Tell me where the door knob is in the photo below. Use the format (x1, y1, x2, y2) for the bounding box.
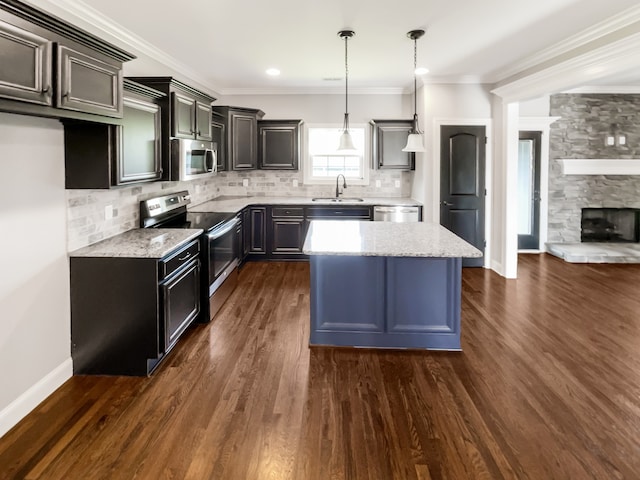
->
(442, 201, 454, 206)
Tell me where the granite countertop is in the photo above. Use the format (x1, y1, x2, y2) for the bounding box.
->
(190, 195, 421, 213)
(303, 220, 482, 258)
(69, 229, 203, 259)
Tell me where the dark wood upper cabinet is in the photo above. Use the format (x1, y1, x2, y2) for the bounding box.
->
(211, 111, 226, 171)
(57, 45, 122, 118)
(0, 1, 134, 122)
(0, 21, 52, 106)
(63, 79, 164, 189)
(171, 93, 212, 141)
(258, 120, 302, 170)
(370, 119, 415, 171)
(212, 106, 265, 171)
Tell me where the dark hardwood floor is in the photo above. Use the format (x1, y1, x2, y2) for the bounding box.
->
(1, 255, 640, 479)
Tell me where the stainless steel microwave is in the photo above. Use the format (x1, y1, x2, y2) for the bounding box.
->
(171, 138, 217, 181)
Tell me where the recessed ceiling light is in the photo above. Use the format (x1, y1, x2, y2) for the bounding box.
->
(414, 67, 429, 75)
(266, 68, 281, 76)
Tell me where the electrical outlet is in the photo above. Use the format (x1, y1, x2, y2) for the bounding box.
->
(195, 184, 202, 194)
(104, 204, 113, 220)
(394, 180, 401, 188)
(375, 180, 381, 188)
(293, 179, 299, 188)
(242, 178, 249, 187)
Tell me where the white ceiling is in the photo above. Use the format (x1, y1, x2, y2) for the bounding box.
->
(30, 0, 640, 95)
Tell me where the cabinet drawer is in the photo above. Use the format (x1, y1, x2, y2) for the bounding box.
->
(272, 206, 304, 218)
(306, 206, 371, 219)
(160, 240, 200, 279)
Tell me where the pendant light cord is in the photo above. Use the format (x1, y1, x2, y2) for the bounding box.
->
(344, 34, 350, 132)
(412, 35, 422, 134)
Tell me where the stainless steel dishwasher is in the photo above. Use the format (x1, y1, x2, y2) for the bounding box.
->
(373, 205, 421, 222)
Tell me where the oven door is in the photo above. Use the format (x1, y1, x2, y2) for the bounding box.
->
(207, 217, 240, 292)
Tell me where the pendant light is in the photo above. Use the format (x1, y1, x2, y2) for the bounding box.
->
(403, 29, 426, 153)
(337, 30, 356, 152)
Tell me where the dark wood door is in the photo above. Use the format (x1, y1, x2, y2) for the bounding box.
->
(171, 92, 195, 138)
(211, 118, 226, 171)
(195, 100, 212, 141)
(518, 131, 542, 250)
(116, 96, 162, 185)
(0, 22, 52, 106)
(57, 46, 122, 117)
(440, 125, 485, 267)
(258, 121, 301, 170)
(231, 113, 257, 170)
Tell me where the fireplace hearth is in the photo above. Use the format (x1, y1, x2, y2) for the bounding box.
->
(581, 208, 640, 243)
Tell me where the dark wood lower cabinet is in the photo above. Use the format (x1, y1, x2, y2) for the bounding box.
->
(248, 207, 267, 256)
(269, 206, 306, 259)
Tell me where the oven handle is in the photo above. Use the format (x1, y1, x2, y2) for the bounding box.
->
(207, 217, 239, 240)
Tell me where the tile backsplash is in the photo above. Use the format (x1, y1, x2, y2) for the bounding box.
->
(66, 169, 411, 251)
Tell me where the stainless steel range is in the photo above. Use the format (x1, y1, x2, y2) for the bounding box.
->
(140, 191, 239, 322)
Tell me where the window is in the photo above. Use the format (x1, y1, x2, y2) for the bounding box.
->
(303, 125, 369, 185)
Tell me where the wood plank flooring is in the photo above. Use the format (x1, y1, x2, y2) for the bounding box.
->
(1, 255, 640, 479)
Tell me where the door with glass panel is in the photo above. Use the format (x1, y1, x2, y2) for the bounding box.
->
(517, 131, 541, 250)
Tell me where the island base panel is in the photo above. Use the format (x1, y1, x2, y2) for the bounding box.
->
(309, 255, 462, 350)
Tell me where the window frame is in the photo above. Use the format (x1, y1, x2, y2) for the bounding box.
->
(302, 123, 370, 186)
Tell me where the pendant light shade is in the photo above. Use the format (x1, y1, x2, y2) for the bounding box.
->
(403, 29, 426, 153)
(337, 30, 357, 152)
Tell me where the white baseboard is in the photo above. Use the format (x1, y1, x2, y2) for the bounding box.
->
(0, 358, 73, 439)
(490, 259, 504, 276)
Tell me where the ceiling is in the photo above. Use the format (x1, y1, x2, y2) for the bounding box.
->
(31, 0, 640, 95)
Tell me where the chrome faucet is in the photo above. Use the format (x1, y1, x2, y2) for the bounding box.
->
(335, 174, 347, 198)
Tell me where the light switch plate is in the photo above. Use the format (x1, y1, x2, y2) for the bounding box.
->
(375, 180, 381, 188)
(242, 179, 249, 187)
(293, 179, 299, 188)
(104, 204, 113, 220)
(394, 180, 401, 188)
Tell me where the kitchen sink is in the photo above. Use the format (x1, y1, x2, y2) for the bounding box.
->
(311, 197, 364, 202)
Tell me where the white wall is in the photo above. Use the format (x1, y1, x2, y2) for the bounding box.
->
(412, 83, 493, 222)
(217, 93, 412, 123)
(0, 113, 72, 438)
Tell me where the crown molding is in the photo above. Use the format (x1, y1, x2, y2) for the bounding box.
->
(25, 0, 221, 97)
(218, 86, 407, 96)
(489, 5, 640, 82)
(491, 30, 640, 102)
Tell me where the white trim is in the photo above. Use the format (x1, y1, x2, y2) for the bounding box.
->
(490, 5, 640, 82)
(518, 116, 560, 252)
(558, 158, 640, 175)
(0, 358, 72, 439)
(491, 31, 640, 102)
(432, 118, 493, 269)
(25, 0, 221, 98)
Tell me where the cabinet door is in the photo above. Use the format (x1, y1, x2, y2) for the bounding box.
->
(211, 119, 226, 171)
(115, 96, 162, 185)
(242, 208, 250, 259)
(271, 219, 305, 255)
(0, 22, 52, 106)
(57, 46, 123, 117)
(371, 121, 415, 170)
(259, 122, 300, 170)
(161, 259, 200, 351)
(171, 92, 195, 138)
(249, 207, 267, 254)
(231, 113, 257, 170)
(195, 100, 212, 141)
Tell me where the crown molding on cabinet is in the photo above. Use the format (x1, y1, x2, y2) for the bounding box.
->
(24, 0, 222, 98)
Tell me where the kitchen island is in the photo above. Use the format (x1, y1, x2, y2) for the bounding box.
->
(303, 221, 482, 350)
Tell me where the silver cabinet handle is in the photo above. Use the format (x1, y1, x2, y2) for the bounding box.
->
(177, 252, 192, 261)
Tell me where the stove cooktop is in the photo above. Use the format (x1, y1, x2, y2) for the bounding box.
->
(185, 211, 235, 232)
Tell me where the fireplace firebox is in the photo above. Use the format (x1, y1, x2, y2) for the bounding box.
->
(581, 208, 640, 242)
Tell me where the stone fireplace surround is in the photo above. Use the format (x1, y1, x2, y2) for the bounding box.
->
(546, 93, 640, 263)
